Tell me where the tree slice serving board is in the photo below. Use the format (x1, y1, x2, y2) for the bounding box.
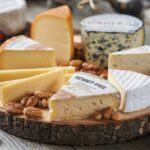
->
(0, 106, 150, 146)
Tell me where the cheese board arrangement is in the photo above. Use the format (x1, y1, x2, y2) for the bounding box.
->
(0, 1, 150, 146)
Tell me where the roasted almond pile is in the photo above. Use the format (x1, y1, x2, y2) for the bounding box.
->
(5, 90, 54, 119)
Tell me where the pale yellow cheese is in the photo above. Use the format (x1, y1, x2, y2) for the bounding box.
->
(0, 66, 75, 82)
(0, 69, 65, 106)
(0, 73, 74, 87)
(49, 72, 120, 121)
(0, 35, 56, 69)
(31, 5, 74, 64)
(65, 73, 73, 81)
(50, 95, 119, 121)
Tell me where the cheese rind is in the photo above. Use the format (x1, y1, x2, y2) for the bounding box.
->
(81, 14, 144, 67)
(108, 69, 150, 112)
(0, 69, 65, 106)
(0, 66, 75, 82)
(49, 72, 120, 121)
(0, 35, 56, 69)
(31, 5, 74, 64)
(109, 45, 150, 75)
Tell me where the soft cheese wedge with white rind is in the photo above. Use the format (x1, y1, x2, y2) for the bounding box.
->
(49, 72, 120, 121)
(0, 66, 75, 82)
(31, 5, 74, 64)
(0, 35, 56, 69)
(108, 69, 150, 112)
(0, 69, 65, 106)
(109, 45, 150, 75)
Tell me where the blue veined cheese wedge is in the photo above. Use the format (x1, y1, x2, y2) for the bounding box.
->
(108, 69, 150, 112)
(109, 45, 150, 75)
(0, 35, 56, 69)
(81, 14, 145, 68)
(49, 72, 120, 121)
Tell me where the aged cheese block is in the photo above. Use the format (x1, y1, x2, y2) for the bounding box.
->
(0, 66, 75, 82)
(31, 5, 74, 64)
(0, 69, 65, 106)
(108, 69, 150, 112)
(49, 72, 120, 121)
(81, 14, 144, 68)
(0, 0, 26, 36)
(109, 45, 150, 75)
(0, 35, 56, 69)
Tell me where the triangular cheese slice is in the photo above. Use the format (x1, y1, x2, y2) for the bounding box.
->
(108, 69, 150, 112)
(31, 5, 74, 64)
(109, 45, 150, 75)
(49, 72, 120, 121)
(0, 69, 65, 106)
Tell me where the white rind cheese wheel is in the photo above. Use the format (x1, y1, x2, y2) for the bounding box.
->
(81, 14, 145, 68)
(108, 69, 150, 112)
(0, 0, 27, 36)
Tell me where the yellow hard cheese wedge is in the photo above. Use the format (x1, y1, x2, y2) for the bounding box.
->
(0, 35, 56, 69)
(49, 72, 120, 121)
(31, 5, 74, 64)
(0, 69, 65, 106)
(0, 66, 75, 82)
(0, 73, 73, 87)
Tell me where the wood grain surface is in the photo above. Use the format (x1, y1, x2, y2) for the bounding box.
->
(0, 130, 150, 150)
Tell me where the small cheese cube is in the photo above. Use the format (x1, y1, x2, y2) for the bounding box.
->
(31, 5, 74, 64)
(0, 35, 56, 69)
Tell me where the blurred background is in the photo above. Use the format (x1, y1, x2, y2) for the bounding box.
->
(1, 0, 150, 44)
(25, 0, 150, 43)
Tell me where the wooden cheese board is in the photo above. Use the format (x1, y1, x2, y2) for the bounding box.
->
(0, 105, 150, 145)
(0, 4, 150, 146)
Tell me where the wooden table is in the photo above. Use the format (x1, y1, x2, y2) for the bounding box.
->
(1, 1, 150, 149)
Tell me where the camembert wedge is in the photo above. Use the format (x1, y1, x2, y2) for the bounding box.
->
(0, 69, 65, 106)
(108, 69, 150, 112)
(49, 72, 120, 121)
